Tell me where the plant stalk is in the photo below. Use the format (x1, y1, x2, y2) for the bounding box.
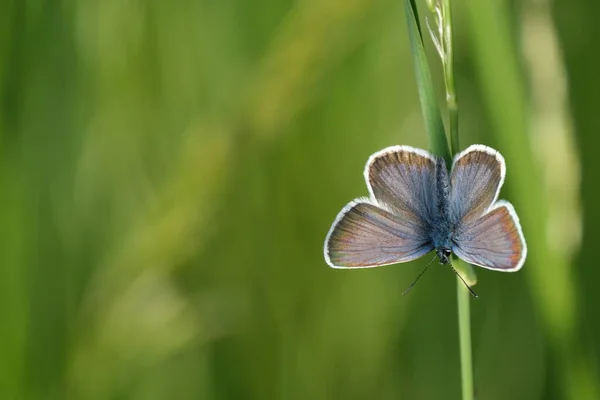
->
(405, 0, 475, 396)
(441, 0, 459, 154)
(457, 278, 474, 400)
(438, 1, 474, 398)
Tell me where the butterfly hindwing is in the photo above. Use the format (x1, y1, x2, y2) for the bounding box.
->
(452, 200, 526, 271)
(324, 199, 434, 268)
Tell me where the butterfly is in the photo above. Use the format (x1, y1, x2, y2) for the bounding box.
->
(324, 144, 526, 293)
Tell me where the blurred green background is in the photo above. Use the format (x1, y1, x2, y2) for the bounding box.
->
(1, 0, 599, 399)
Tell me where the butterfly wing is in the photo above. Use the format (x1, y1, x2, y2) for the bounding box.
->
(452, 201, 527, 271)
(325, 146, 439, 268)
(365, 146, 438, 227)
(324, 199, 434, 268)
(449, 144, 505, 224)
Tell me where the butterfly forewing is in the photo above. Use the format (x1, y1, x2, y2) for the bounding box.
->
(452, 201, 526, 271)
(324, 199, 434, 268)
(450, 145, 505, 224)
(366, 146, 438, 227)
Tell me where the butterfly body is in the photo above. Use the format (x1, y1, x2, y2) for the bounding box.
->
(324, 144, 527, 273)
(430, 156, 454, 262)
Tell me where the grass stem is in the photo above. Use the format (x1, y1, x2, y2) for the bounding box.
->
(441, 0, 459, 154)
(437, 1, 474, 398)
(457, 279, 474, 400)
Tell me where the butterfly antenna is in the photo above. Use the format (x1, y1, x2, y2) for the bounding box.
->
(449, 263, 479, 298)
(402, 253, 437, 296)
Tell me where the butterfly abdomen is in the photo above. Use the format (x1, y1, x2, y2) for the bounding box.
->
(431, 157, 453, 250)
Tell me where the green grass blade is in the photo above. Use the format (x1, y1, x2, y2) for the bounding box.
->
(404, 0, 451, 164)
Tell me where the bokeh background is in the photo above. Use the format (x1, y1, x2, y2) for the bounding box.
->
(1, 0, 599, 399)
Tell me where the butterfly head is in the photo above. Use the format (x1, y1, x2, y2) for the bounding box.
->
(436, 248, 452, 265)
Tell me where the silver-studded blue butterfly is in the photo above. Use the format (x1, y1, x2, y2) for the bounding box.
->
(324, 145, 526, 293)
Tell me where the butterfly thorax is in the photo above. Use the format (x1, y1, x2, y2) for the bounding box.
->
(430, 157, 454, 261)
(436, 248, 452, 264)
